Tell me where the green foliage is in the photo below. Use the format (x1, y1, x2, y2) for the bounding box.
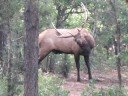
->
(53, 0, 71, 6)
(1, 0, 128, 95)
(38, 74, 69, 96)
(55, 54, 71, 74)
(121, 51, 128, 66)
(0, 74, 69, 96)
(123, 34, 128, 44)
(90, 44, 119, 72)
(39, 0, 56, 30)
(0, 78, 7, 96)
(81, 84, 128, 96)
(66, 13, 84, 28)
(15, 84, 24, 96)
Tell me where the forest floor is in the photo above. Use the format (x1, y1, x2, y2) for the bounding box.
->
(61, 69, 128, 96)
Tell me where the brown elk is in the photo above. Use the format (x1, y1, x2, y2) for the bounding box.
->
(38, 28, 95, 81)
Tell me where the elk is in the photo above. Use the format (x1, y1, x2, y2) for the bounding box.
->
(38, 28, 95, 81)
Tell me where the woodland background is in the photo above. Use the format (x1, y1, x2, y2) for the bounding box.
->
(0, 0, 128, 96)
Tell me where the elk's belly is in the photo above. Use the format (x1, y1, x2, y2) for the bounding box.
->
(53, 43, 82, 54)
(52, 50, 73, 54)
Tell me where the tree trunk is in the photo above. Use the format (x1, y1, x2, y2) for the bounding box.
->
(6, 19, 15, 96)
(0, 0, 16, 95)
(49, 53, 55, 73)
(114, 21, 122, 88)
(0, 0, 8, 77)
(61, 54, 69, 78)
(55, 5, 71, 28)
(24, 0, 39, 96)
(109, 0, 122, 88)
(55, 4, 71, 77)
(0, 24, 4, 69)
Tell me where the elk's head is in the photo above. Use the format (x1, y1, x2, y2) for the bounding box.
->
(73, 29, 87, 46)
(56, 29, 87, 47)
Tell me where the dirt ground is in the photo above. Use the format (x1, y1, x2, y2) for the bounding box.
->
(61, 70, 128, 96)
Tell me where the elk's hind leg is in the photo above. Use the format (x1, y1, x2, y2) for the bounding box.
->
(38, 48, 51, 64)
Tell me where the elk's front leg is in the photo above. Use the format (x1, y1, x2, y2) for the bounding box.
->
(84, 53, 92, 80)
(74, 55, 80, 82)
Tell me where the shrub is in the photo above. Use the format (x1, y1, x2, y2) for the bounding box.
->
(81, 84, 128, 96)
(0, 77, 7, 96)
(39, 73, 69, 96)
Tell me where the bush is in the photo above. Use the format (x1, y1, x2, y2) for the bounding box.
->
(81, 83, 128, 96)
(0, 77, 7, 96)
(0, 74, 69, 96)
(39, 73, 69, 96)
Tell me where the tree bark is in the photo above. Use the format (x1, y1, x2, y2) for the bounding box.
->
(24, 0, 39, 96)
(49, 53, 55, 73)
(109, 0, 122, 88)
(62, 54, 69, 78)
(0, 0, 8, 77)
(55, 4, 71, 77)
(0, 0, 16, 95)
(0, 24, 4, 67)
(7, 20, 14, 96)
(55, 4, 72, 28)
(114, 21, 122, 88)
